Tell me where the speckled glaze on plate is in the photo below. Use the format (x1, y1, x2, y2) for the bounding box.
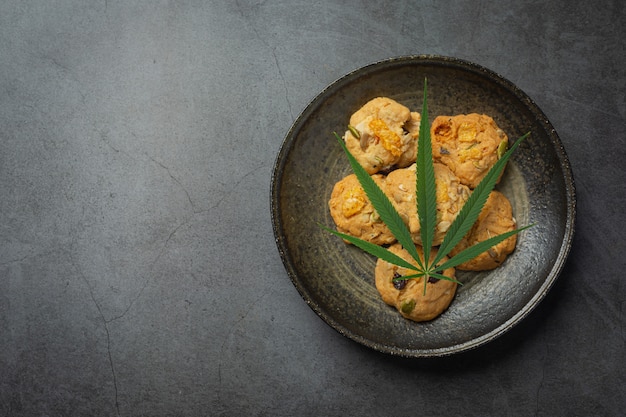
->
(271, 55, 576, 357)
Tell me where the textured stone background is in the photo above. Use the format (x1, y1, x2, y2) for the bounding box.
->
(1, 1, 624, 416)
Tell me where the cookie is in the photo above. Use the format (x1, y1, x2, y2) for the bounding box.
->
(383, 163, 471, 246)
(431, 113, 508, 189)
(328, 173, 396, 245)
(344, 97, 421, 174)
(375, 243, 457, 322)
(450, 190, 517, 271)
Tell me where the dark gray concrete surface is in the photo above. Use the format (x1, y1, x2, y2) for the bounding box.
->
(1, 1, 624, 416)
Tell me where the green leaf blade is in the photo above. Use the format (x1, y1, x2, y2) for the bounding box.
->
(333, 132, 424, 269)
(434, 224, 533, 272)
(319, 224, 419, 271)
(432, 132, 530, 267)
(427, 272, 462, 285)
(392, 272, 425, 282)
(416, 78, 437, 267)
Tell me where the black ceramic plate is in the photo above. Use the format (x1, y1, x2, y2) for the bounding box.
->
(271, 56, 576, 357)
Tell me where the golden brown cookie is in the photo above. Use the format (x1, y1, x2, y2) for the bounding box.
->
(375, 243, 457, 322)
(383, 163, 471, 246)
(450, 190, 517, 271)
(328, 173, 396, 245)
(431, 113, 508, 189)
(344, 97, 421, 174)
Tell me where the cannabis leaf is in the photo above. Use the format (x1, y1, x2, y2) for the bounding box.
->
(323, 78, 532, 294)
